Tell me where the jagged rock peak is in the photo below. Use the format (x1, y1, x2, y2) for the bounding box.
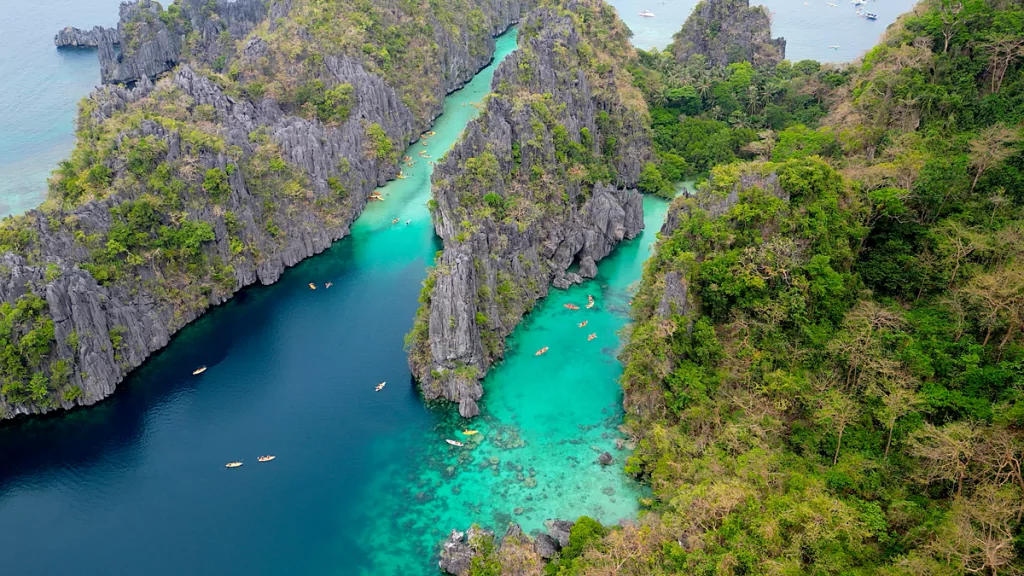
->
(54, 26, 121, 48)
(406, 0, 650, 418)
(669, 0, 786, 67)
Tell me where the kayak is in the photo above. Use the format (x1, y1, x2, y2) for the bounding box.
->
(225, 462, 243, 468)
(192, 366, 207, 376)
(257, 455, 275, 462)
(578, 321, 588, 328)
(535, 347, 549, 356)
(588, 333, 597, 341)
(309, 283, 317, 290)
(564, 304, 579, 310)
(462, 430, 479, 435)
(376, 381, 386, 392)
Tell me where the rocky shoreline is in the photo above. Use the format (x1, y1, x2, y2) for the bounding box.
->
(439, 519, 575, 576)
(407, 0, 653, 417)
(1, 0, 529, 420)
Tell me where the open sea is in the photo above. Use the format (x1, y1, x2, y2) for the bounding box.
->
(0, 1, 912, 574)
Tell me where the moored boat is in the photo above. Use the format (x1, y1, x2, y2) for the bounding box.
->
(446, 439, 464, 447)
(639, 10, 654, 17)
(864, 11, 878, 19)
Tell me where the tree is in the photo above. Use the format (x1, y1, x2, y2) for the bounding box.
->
(938, 0, 964, 54)
(929, 484, 1023, 576)
(908, 422, 982, 495)
(962, 267, 1024, 349)
(817, 390, 861, 465)
(967, 124, 1020, 194)
(878, 381, 920, 459)
(979, 34, 1024, 94)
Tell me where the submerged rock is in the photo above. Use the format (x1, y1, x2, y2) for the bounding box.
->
(598, 452, 614, 466)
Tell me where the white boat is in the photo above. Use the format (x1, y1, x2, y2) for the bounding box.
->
(638, 10, 654, 17)
(375, 381, 386, 392)
(225, 461, 243, 468)
(446, 439, 464, 447)
(864, 11, 878, 19)
(192, 366, 207, 376)
(257, 455, 276, 463)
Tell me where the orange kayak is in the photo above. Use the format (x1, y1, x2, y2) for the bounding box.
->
(535, 347, 549, 356)
(564, 304, 579, 310)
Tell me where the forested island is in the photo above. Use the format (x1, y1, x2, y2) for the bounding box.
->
(433, 0, 1024, 574)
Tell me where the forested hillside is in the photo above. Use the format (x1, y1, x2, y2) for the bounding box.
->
(555, 0, 1024, 574)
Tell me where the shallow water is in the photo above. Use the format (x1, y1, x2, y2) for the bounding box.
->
(608, 0, 915, 62)
(0, 0, 120, 217)
(0, 29, 670, 575)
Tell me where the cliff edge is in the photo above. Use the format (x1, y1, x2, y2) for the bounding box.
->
(669, 0, 786, 67)
(0, 0, 527, 420)
(406, 0, 652, 417)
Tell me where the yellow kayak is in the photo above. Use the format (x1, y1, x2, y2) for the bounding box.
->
(462, 430, 479, 435)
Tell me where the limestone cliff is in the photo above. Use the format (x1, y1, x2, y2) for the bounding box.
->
(54, 26, 121, 48)
(406, 0, 652, 417)
(0, 0, 528, 420)
(669, 0, 786, 67)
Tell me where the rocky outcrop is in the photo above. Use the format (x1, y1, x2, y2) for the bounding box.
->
(407, 0, 652, 417)
(669, 0, 786, 67)
(0, 0, 527, 420)
(54, 26, 120, 48)
(439, 520, 572, 573)
(439, 526, 494, 576)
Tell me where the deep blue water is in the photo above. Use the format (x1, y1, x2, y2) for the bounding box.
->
(0, 2, 915, 575)
(0, 0, 121, 217)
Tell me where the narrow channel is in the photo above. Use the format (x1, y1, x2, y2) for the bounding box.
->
(0, 28, 669, 575)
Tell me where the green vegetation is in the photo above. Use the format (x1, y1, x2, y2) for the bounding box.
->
(550, 0, 1024, 574)
(630, 52, 844, 185)
(0, 293, 67, 406)
(406, 0, 651, 380)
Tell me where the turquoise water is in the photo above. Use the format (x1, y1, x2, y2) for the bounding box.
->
(608, 0, 915, 62)
(0, 1, 908, 220)
(0, 0, 120, 217)
(0, 29, 670, 575)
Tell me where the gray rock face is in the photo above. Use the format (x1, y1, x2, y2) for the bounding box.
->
(0, 1, 526, 421)
(669, 0, 786, 67)
(533, 533, 559, 559)
(547, 519, 574, 548)
(409, 2, 651, 417)
(439, 526, 494, 576)
(54, 26, 120, 48)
